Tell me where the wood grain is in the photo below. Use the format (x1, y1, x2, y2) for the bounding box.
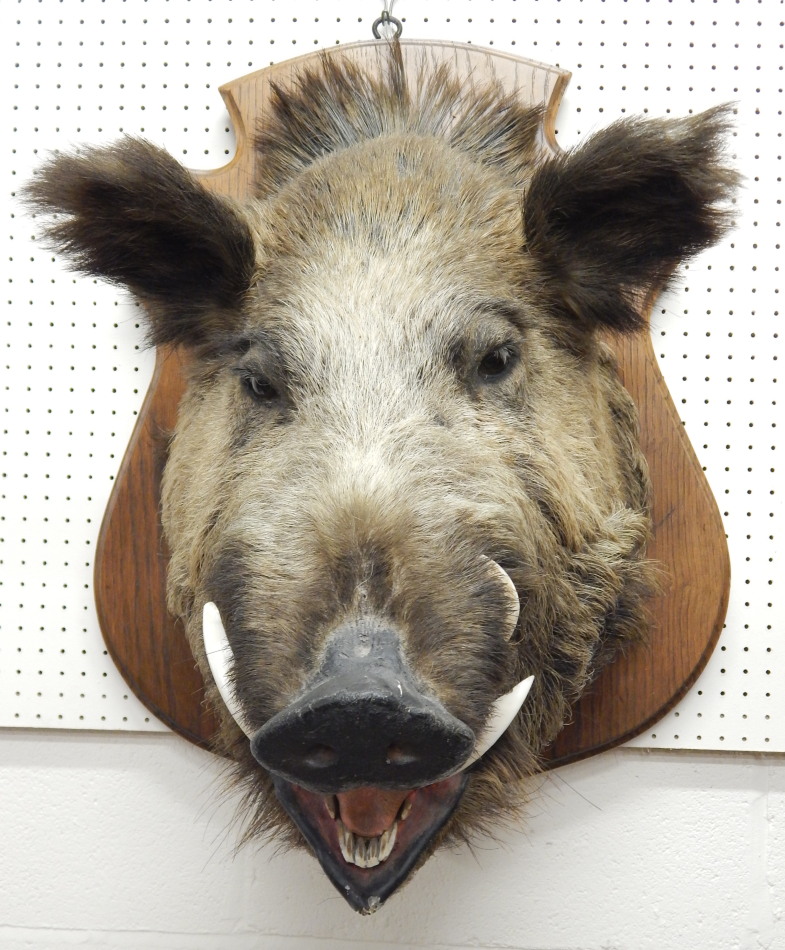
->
(93, 40, 729, 766)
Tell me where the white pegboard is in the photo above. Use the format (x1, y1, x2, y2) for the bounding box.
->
(1, 0, 781, 751)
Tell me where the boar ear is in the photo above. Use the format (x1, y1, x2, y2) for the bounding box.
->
(523, 106, 738, 333)
(24, 137, 256, 347)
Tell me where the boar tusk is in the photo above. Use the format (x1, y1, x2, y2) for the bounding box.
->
(482, 557, 520, 640)
(202, 601, 253, 737)
(461, 675, 534, 769)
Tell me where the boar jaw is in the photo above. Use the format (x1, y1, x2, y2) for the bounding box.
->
(202, 602, 533, 911)
(273, 772, 468, 914)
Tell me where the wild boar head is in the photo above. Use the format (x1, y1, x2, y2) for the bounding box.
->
(25, 47, 736, 913)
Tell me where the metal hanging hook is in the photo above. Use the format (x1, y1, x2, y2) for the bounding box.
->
(372, 1, 403, 39)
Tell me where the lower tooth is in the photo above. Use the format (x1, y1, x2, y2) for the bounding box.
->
(379, 824, 396, 860)
(366, 837, 375, 867)
(338, 822, 353, 864)
(337, 821, 398, 868)
(354, 834, 372, 869)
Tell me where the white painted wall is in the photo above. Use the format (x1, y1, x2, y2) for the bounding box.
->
(1, 732, 782, 949)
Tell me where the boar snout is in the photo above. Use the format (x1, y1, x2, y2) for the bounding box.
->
(249, 620, 475, 794)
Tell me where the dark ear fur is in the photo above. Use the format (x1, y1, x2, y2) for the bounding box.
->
(524, 106, 739, 333)
(24, 137, 255, 347)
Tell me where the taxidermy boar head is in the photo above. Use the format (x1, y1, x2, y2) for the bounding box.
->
(25, 45, 736, 913)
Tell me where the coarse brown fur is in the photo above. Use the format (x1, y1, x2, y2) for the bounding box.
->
(25, 44, 738, 891)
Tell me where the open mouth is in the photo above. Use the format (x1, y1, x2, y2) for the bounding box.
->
(272, 772, 468, 914)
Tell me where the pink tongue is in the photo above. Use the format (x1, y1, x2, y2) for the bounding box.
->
(336, 787, 412, 838)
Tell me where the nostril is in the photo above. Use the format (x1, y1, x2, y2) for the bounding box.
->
(385, 743, 418, 766)
(304, 744, 339, 769)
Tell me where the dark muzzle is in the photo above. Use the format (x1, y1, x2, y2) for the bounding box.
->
(249, 620, 475, 793)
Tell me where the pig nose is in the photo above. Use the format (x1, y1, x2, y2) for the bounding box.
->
(249, 622, 475, 794)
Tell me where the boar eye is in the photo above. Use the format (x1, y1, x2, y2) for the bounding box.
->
(241, 373, 279, 402)
(477, 344, 517, 382)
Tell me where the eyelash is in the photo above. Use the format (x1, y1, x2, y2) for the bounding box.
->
(477, 344, 518, 382)
(239, 371, 279, 401)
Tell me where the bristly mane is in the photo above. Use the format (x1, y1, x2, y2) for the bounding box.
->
(253, 41, 544, 197)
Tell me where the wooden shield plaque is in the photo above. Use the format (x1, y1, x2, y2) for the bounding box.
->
(93, 40, 730, 767)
